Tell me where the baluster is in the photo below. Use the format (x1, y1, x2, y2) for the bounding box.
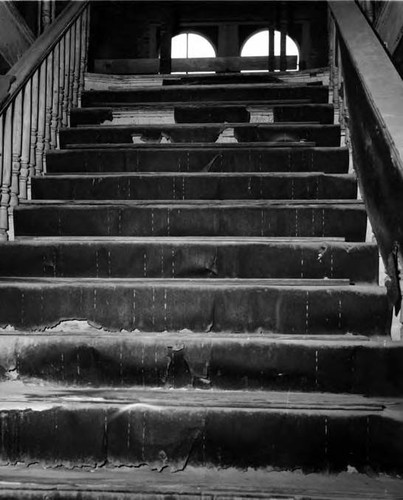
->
(51, 44, 60, 148)
(20, 81, 32, 200)
(45, 51, 53, 153)
(36, 62, 47, 175)
(78, 10, 88, 103)
(1, 107, 13, 239)
(62, 29, 71, 126)
(29, 70, 39, 181)
(68, 22, 76, 117)
(73, 19, 81, 107)
(58, 37, 66, 127)
(11, 92, 23, 207)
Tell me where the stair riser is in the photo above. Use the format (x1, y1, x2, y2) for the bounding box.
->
(59, 125, 340, 147)
(14, 206, 367, 241)
(0, 407, 401, 473)
(0, 242, 378, 282)
(81, 86, 329, 107)
(46, 147, 349, 174)
(0, 284, 390, 334)
(4, 336, 402, 396)
(70, 104, 334, 127)
(31, 175, 356, 201)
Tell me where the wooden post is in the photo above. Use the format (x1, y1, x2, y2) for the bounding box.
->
(1, 106, 13, 239)
(62, 29, 70, 126)
(20, 81, 31, 200)
(51, 44, 60, 148)
(11, 92, 23, 207)
(42, 0, 52, 30)
(44, 51, 53, 153)
(73, 18, 81, 107)
(268, 26, 275, 72)
(280, 2, 288, 72)
(29, 70, 39, 179)
(36, 61, 47, 175)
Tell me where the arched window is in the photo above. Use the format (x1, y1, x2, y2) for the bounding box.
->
(171, 32, 216, 74)
(241, 29, 299, 71)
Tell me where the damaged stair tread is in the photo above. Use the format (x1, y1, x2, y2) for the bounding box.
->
(0, 277, 353, 286)
(0, 381, 392, 412)
(33, 172, 356, 179)
(3, 331, 403, 396)
(0, 466, 403, 500)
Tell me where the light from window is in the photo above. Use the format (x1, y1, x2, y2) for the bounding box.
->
(171, 33, 216, 59)
(241, 30, 299, 71)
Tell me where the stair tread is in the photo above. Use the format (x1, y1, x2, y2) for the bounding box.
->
(61, 122, 336, 130)
(62, 141, 318, 149)
(51, 144, 343, 151)
(0, 277, 355, 287)
(12, 235, 353, 243)
(36, 172, 355, 179)
(18, 199, 364, 206)
(0, 380, 392, 412)
(0, 464, 402, 499)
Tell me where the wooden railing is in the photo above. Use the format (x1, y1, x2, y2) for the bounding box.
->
(0, 1, 90, 240)
(329, 1, 403, 329)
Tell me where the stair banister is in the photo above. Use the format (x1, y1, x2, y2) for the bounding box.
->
(0, 0, 90, 241)
(329, 0, 403, 329)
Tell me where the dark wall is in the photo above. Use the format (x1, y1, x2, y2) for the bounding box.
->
(88, 1, 329, 71)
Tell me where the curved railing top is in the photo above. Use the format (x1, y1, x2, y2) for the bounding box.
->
(0, 0, 89, 115)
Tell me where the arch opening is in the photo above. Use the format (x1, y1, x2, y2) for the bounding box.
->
(241, 29, 299, 72)
(171, 32, 216, 74)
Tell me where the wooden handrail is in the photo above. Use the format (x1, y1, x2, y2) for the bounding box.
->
(329, 1, 403, 321)
(0, 1, 90, 240)
(0, 0, 89, 114)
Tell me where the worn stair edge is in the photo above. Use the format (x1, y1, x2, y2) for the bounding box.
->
(0, 239, 378, 283)
(0, 280, 391, 335)
(1, 333, 402, 395)
(0, 466, 402, 500)
(69, 103, 335, 127)
(59, 123, 340, 148)
(45, 146, 350, 174)
(0, 382, 402, 473)
(0, 465, 402, 500)
(13, 203, 367, 241)
(80, 85, 329, 107)
(30, 173, 357, 201)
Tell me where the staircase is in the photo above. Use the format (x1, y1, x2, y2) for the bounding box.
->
(1, 69, 403, 498)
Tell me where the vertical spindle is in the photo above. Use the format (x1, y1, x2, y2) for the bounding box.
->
(51, 44, 60, 148)
(78, 10, 88, 103)
(36, 62, 47, 175)
(73, 19, 81, 107)
(68, 23, 76, 119)
(29, 70, 39, 179)
(1, 107, 13, 239)
(62, 29, 71, 126)
(11, 92, 23, 207)
(45, 51, 54, 153)
(58, 37, 66, 127)
(20, 81, 32, 200)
